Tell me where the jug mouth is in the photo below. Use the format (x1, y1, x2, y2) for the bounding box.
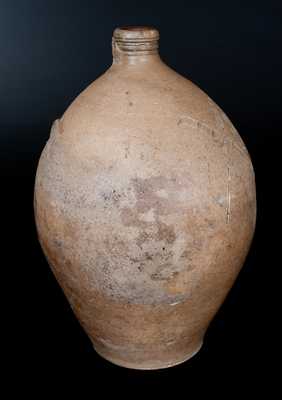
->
(112, 26, 159, 57)
(113, 26, 159, 42)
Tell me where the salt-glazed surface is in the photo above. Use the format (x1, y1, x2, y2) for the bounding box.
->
(34, 26, 256, 369)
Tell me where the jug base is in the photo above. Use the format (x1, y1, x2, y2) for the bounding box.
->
(93, 340, 203, 370)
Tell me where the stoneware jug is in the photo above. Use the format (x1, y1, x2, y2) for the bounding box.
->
(34, 26, 256, 369)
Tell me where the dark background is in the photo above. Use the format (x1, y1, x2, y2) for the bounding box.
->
(2, 0, 280, 393)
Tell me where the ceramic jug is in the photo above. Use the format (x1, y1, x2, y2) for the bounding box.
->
(34, 26, 256, 369)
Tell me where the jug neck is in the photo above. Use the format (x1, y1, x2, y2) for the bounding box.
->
(112, 26, 161, 65)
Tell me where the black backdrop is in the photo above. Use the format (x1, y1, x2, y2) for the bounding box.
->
(2, 0, 280, 393)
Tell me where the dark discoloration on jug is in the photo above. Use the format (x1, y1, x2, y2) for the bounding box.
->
(120, 174, 191, 252)
(157, 221, 176, 244)
(131, 175, 192, 215)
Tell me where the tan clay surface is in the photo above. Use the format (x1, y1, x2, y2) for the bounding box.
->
(34, 26, 256, 369)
